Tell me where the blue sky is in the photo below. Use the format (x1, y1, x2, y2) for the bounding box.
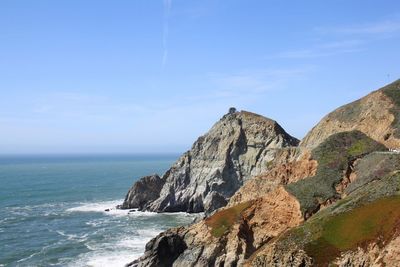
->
(1, 0, 400, 154)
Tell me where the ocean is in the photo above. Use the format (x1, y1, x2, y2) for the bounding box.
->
(0, 154, 198, 267)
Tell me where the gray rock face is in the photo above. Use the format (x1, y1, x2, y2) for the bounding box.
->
(120, 174, 164, 210)
(121, 110, 299, 214)
(126, 228, 188, 267)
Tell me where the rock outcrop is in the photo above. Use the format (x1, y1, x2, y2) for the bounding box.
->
(119, 174, 164, 210)
(126, 228, 188, 267)
(121, 109, 299, 214)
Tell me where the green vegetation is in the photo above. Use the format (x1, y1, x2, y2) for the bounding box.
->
(382, 79, 400, 138)
(305, 196, 400, 265)
(274, 172, 400, 266)
(286, 131, 386, 216)
(205, 201, 252, 237)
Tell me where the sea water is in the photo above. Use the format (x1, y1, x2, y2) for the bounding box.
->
(0, 155, 198, 267)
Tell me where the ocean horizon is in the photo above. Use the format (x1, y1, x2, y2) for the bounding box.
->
(0, 154, 199, 266)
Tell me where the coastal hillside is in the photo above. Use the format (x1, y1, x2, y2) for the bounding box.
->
(128, 80, 400, 266)
(120, 109, 299, 214)
(301, 79, 400, 149)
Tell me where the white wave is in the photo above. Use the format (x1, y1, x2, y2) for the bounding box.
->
(63, 201, 201, 266)
(6, 202, 66, 211)
(66, 221, 167, 267)
(16, 248, 43, 263)
(85, 220, 104, 227)
(136, 228, 163, 238)
(66, 199, 167, 217)
(66, 200, 126, 216)
(69, 234, 156, 267)
(69, 250, 139, 267)
(116, 233, 159, 249)
(55, 230, 88, 241)
(16, 242, 58, 264)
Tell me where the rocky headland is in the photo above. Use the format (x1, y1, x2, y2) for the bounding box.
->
(120, 109, 299, 214)
(123, 80, 400, 266)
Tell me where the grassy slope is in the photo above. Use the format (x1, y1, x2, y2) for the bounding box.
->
(286, 131, 386, 216)
(306, 195, 400, 265)
(274, 171, 400, 266)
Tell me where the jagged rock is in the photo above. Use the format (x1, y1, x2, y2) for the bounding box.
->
(121, 110, 299, 214)
(120, 174, 164, 210)
(126, 228, 188, 267)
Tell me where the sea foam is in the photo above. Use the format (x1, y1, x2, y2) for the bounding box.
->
(68, 232, 160, 267)
(66, 199, 165, 217)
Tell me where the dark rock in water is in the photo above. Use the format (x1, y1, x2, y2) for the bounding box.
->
(128, 209, 136, 213)
(121, 110, 299, 214)
(104, 209, 110, 212)
(120, 174, 164, 210)
(126, 228, 187, 267)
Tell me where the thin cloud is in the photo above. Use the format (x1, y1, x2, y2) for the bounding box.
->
(320, 19, 400, 35)
(162, 0, 172, 68)
(276, 40, 364, 59)
(275, 18, 400, 60)
(208, 66, 314, 97)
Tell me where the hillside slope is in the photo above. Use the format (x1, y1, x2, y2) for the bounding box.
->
(301, 79, 400, 149)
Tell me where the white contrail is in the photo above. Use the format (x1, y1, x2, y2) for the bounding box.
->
(162, 0, 172, 68)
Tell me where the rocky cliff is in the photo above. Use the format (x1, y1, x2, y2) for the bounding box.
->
(127, 80, 400, 267)
(120, 109, 299, 214)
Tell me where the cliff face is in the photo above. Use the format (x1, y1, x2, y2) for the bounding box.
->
(120, 109, 299, 214)
(127, 80, 400, 267)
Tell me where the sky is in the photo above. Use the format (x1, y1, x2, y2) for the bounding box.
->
(1, 0, 400, 154)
